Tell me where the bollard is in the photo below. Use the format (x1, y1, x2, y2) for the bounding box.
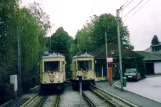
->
(123, 77, 127, 87)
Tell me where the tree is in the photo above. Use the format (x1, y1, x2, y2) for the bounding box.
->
(29, 2, 50, 34)
(17, 4, 50, 91)
(71, 14, 134, 55)
(151, 35, 160, 45)
(0, 1, 49, 93)
(48, 27, 73, 78)
(0, 0, 18, 83)
(151, 35, 160, 51)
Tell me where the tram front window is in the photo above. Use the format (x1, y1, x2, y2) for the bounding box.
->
(77, 60, 92, 71)
(44, 61, 60, 72)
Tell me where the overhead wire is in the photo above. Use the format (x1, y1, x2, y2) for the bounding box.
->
(123, 0, 150, 21)
(122, 0, 131, 6)
(86, 0, 97, 25)
(121, 0, 134, 10)
(122, 0, 144, 18)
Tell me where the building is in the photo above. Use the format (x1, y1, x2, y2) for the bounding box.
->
(91, 43, 145, 81)
(135, 51, 161, 74)
(145, 42, 161, 54)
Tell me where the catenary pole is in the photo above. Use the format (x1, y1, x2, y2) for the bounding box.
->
(105, 32, 109, 83)
(116, 9, 123, 91)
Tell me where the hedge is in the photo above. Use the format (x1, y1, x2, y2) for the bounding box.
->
(0, 83, 14, 105)
(22, 76, 37, 93)
(122, 58, 146, 78)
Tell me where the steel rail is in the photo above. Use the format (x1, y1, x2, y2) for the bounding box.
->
(37, 96, 48, 107)
(89, 87, 119, 107)
(91, 84, 138, 107)
(82, 92, 96, 107)
(55, 94, 60, 107)
(21, 92, 39, 107)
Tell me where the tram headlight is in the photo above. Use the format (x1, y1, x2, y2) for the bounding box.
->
(50, 79, 54, 82)
(55, 73, 59, 78)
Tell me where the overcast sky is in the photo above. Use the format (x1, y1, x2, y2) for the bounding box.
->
(22, 0, 161, 51)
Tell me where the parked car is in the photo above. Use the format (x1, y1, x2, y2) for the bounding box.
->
(124, 68, 141, 81)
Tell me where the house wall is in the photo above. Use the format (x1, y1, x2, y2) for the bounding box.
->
(154, 62, 161, 74)
(95, 59, 107, 77)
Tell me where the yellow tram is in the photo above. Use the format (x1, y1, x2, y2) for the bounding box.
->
(71, 53, 96, 89)
(40, 52, 66, 91)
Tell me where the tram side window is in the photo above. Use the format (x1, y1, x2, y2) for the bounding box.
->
(77, 60, 92, 71)
(73, 61, 76, 70)
(44, 61, 60, 72)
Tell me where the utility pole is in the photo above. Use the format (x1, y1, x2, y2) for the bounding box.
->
(17, 1, 22, 96)
(116, 9, 123, 91)
(79, 76, 82, 107)
(105, 32, 108, 83)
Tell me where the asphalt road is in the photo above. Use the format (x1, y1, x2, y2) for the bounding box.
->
(124, 76, 161, 103)
(96, 82, 161, 107)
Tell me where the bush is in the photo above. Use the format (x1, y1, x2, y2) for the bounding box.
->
(0, 83, 14, 105)
(122, 58, 146, 78)
(22, 77, 37, 93)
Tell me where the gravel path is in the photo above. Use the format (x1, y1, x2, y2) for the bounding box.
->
(59, 86, 89, 107)
(83, 90, 110, 107)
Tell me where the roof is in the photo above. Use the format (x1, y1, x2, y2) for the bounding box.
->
(135, 51, 161, 61)
(145, 42, 161, 52)
(155, 50, 161, 54)
(145, 47, 152, 52)
(91, 43, 142, 59)
(73, 53, 93, 58)
(42, 53, 65, 59)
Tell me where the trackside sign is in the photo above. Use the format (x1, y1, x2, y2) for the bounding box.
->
(106, 57, 113, 62)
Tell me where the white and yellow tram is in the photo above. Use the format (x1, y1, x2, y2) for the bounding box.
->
(40, 52, 66, 91)
(71, 53, 96, 89)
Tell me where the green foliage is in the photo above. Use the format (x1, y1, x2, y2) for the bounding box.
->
(122, 58, 146, 78)
(48, 27, 73, 78)
(151, 35, 160, 51)
(0, 83, 14, 105)
(151, 35, 160, 45)
(0, 1, 48, 94)
(71, 14, 134, 55)
(0, 0, 18, 84)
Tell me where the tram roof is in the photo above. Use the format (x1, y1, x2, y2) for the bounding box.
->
(73, 53, 93, 58)
(42, 53, 65, 59)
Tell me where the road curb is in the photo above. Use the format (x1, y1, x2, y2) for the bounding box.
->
(113, 84, 161, 104)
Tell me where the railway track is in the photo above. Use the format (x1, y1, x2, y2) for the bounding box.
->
(21, 92, 61, 107)
(89, 84, 138, 107)
(54, 94, 60, 107)
(82, 92, 96, 107)
(37, 96, 48, 107)
(21, 93, 47, 107)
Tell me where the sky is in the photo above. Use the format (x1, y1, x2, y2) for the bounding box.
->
(22, 0, 161, 51)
